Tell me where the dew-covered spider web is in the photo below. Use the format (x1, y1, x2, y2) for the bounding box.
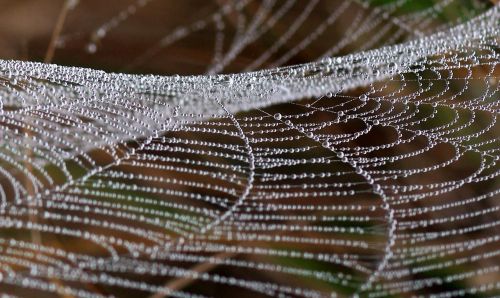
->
(0, 0, 499, 297)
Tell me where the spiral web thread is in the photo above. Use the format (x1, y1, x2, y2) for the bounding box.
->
(0, 1, 499, 297)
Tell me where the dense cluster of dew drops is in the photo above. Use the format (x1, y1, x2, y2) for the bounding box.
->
(0, 0, 499, 297)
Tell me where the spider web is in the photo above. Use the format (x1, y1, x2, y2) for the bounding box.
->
(0, 1, 499, 297)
